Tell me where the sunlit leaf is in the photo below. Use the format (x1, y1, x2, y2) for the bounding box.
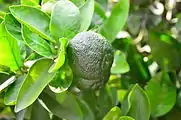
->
(0, 23, 23, 72)
(21, 0, 40, 7)
(111, 50, 130, 74)
(119, 116, 135, 120)
(15, 59, 56, 112)
(103, 106, 121, 120)
(49, 38, 68, 73)
(9, 5, 55, 43)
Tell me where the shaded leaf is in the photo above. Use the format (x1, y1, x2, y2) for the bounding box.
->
(4, 14, 23, 42)
(94, 1, 106, 20)
(50, 0, 81, 39)
(9, 5, 55, 43)
(4, 75, 25, 105)
(15, 59, 56, 112)
(121, 84, 151, 120)
(148, 32, 181, 70)
(40, 91, 83, 120)
(77, 98, 95, 120)
(49, 61, 73, 93)
(145, 72, 176, 117)
(100, 0, 129, 42)
(22, 25, 54, 58)
(30, 100, 50, 120)
(79, 0, 94, 31)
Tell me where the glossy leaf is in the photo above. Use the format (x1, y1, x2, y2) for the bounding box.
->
(148, 32, 181, 70)
(103, 106, 121, 120)
(121, 84, 151, 120)
(4, 14, 23, 42)
(15, 59, 56, 112)
(0, 23, 23, 72)
(4, 75, 25, 105)
(49, 61, 73, 93)
(119, 116, 135, 120)
(49, 38, 68, 73)
(100, 0, 129, 42)
(22, 25, 54, 59)
(111, 50, 130, 74)
(9, 5, 55, 43)
(40, 91, 83, 120)
(145, 72, 176, 117)
(79, 0, 94, 31)
(50, 0, 81, 39)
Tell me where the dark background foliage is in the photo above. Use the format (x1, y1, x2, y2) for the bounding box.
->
(0, 0, 181, 120)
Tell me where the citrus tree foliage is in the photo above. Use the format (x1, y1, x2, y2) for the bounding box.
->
(0, 0, 180, 120)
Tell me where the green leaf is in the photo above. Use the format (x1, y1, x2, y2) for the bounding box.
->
(9, 5, 55, 43)
(4, 75, 25, 105)
(0, 23, 23, 72)
(121, 84, 151, 120)
(49, 61, 73, 93)
(70, 0, 85, 7)
(77, 98, 95, 120)
(0, 17, 3, 24)
(103, 106, 121, 120)
(22, 25, 54, 59)
(41, 1, 56, 14)
(119, 116, 135, 120)
(94, 1, 107, 20)
(49, 38, 68, 73)
(21, 0, 40, 7)
(145, 72, 176, 117)
(50, 0, 81, 39)
(148, 32, 181, 70)
(30, 100, 51, 120)
(40, 91, 83, 120)
(100, 0, 129, 42)
(0, 65, 11, 75)
(15, 59, 56, 112)
(111, 50, 130, 74)
(79, 0, 94, 31)
(4, 14, 23, 42)
(0, 11, 6, 18)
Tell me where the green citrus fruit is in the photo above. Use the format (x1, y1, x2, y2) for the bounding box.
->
(67, 31, 114, 90)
